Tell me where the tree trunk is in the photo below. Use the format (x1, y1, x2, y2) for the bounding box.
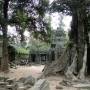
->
(78, 44, 87, 80)
(1, 25, 9, 71)
(20, 30, 25, 45)
(1, 0, 10, 71)
(43, 3, 88, 81)
(15, 25, 25, 45)
(65, 51, 77, 80)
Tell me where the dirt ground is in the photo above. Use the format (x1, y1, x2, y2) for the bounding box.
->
(0, 65, 88, 90)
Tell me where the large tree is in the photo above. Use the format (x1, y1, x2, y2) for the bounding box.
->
(0, 0, 10, 71)
(43, 0, 90, 80)
(0, 0, 51, 71)
(10, 0, 51, 44)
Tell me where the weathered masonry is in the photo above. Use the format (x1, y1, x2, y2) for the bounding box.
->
(29, 50, 49, 64)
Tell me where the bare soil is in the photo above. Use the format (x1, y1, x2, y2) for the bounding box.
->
(0, 65, 89, 90)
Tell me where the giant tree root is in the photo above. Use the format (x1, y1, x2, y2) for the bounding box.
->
(65, 44, 87, 81)
(42, 43, 88, 82)
(78, 44, 87, 80)
(65, 53, 77, 81)
(42, 48, 69, 77)
(43, 45, 76, 77)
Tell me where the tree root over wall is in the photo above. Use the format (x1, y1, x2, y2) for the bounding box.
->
(42, 44, 87, 81)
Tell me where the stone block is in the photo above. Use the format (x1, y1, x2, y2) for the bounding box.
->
(29, 79, 50, 90)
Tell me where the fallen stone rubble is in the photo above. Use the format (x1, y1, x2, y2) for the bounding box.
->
(0, 76, 50, 90)
(30, 79, 50, 90)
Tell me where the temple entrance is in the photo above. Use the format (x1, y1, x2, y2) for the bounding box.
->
(31, 54, 36, 62)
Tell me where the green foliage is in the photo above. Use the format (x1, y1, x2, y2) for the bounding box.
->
(28, 39, 50, 53)
(10, 44, 29, 54)
(50, 0, 90, 15)
(16, 47, 29, 54)
(8, 0, 51, 44)
(32, 15, 52, 43)
(36, 0, 49, 17)
(11, 9, 28, 30)
(50, 0, 71, 15)
(16, 10, 28, 25)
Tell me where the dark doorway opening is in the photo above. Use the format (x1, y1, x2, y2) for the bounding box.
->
(8, 45, 15, 62)
(51, 51, 55, 61)
(31, 54, 36, 62)
(87, 45, 90, 75)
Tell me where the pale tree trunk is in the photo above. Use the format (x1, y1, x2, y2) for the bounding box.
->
(77, 6, 88, 79)
(65, 51, 77, 80)
(65, 7, 88, 80)
(78, 44, 87, 80)
(77, 9, 85, 73)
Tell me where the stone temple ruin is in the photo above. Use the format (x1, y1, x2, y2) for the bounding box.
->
(0, 28, 66, 65)
(50, 29, 66, 61)
(29, 29, 66, 64)
(29, 50, 49, 64)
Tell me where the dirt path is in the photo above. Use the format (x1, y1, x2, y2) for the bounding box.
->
(0, 65, 44, 79)
(0, 65, 87, 90)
